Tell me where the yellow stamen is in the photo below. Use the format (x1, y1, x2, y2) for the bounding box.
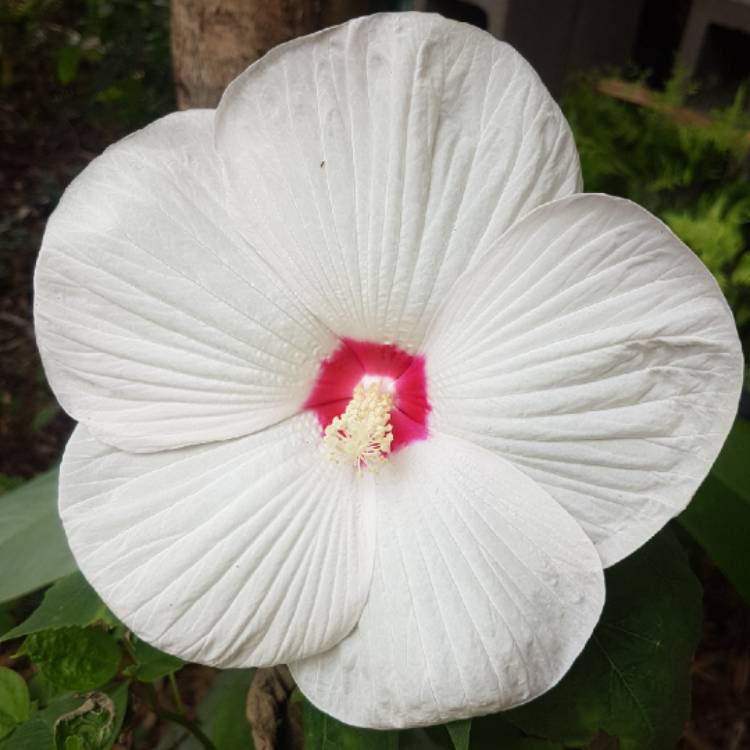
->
(324, 382, 394, 472)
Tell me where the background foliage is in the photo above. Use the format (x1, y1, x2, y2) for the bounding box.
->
(1, 3, 749, 748)
(563, 73, 750, 337)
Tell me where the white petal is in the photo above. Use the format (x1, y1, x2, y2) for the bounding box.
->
(290, 433, 604, 729)
(215, 12, 580, 349)
(58, 414, 375, 666)
(35, 109, 336, 452)
(427, 194, 743, 567)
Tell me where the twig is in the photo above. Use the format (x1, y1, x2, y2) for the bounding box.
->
(595, 78, 750, 145)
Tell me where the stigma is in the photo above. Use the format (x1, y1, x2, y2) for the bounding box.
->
(323, 381, 394, 472)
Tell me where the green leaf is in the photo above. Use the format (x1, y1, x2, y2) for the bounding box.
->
(93, 85, 123, 104)
(56, 46, 81, 85)
(504, 529, 702, 750)
(0, 469, 77, 604)
(122, 637, 183, 682)
(5, 684, 128, 750)
(680, 418, 750, 602)
(401, 719, 562, 750)
(18, 627, 120, 692)
(3, 697, 85, 750)
(446, 720, 470, 750)
(303, 698, 398, 750)
(0, 718, 55, 750)
(0, 476, 23, 495)
(399, 727, 450, 750)
(1, 574, 105, 642)
(469, 715, 563, 750)
(106, 682, 128, 749)
(0, 605, 13, 640)
(53, 686, 128, 750)
(184, 669, 254, 750)
(0, 668, 30, 740)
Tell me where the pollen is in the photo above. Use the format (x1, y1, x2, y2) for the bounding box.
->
(323, 382, 394, 472)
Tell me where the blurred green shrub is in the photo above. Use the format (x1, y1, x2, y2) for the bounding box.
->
(0, 0, 173, 139)
(562, 74, 750, 334)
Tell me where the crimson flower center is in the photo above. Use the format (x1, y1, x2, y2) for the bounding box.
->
(303, 338, 431, 468)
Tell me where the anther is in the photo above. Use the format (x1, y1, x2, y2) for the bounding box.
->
(323, 382, 394, 472)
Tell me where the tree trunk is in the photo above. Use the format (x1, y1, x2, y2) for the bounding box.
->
(170, 0, 366, 109)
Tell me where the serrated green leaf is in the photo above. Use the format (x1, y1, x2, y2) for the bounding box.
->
(1, 574, 105, 642)
(122, 637, 183, 683)
(12, 683, 128, 750)
(19, 627, 120, 692)
(27, 672, 72, 707)
(303, 698, 398, 750)
(680, 417, 750, 603)
(0, 668, 30, 740)
(53, 688, 125, 750)
(183, 669, 254, 750)
(504, 529, 702, 750)
(4, 694, 82, 749)
(446, 720, 470, 750)
(0, 469, 77, 604)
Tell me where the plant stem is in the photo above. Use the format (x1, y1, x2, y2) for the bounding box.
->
(169, 671, 186, 716)
(158, 706, 216, 750)
(141, 683, 216, 750)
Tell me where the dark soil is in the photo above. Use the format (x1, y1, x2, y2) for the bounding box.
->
(680, 558, 750, 750)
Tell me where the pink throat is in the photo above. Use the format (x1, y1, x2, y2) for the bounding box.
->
(303, 338, 431, 452)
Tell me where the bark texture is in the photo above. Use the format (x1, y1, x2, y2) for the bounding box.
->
(171, 0, 366, 109)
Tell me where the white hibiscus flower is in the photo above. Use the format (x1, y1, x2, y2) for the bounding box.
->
(34, 12, 742, 730)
